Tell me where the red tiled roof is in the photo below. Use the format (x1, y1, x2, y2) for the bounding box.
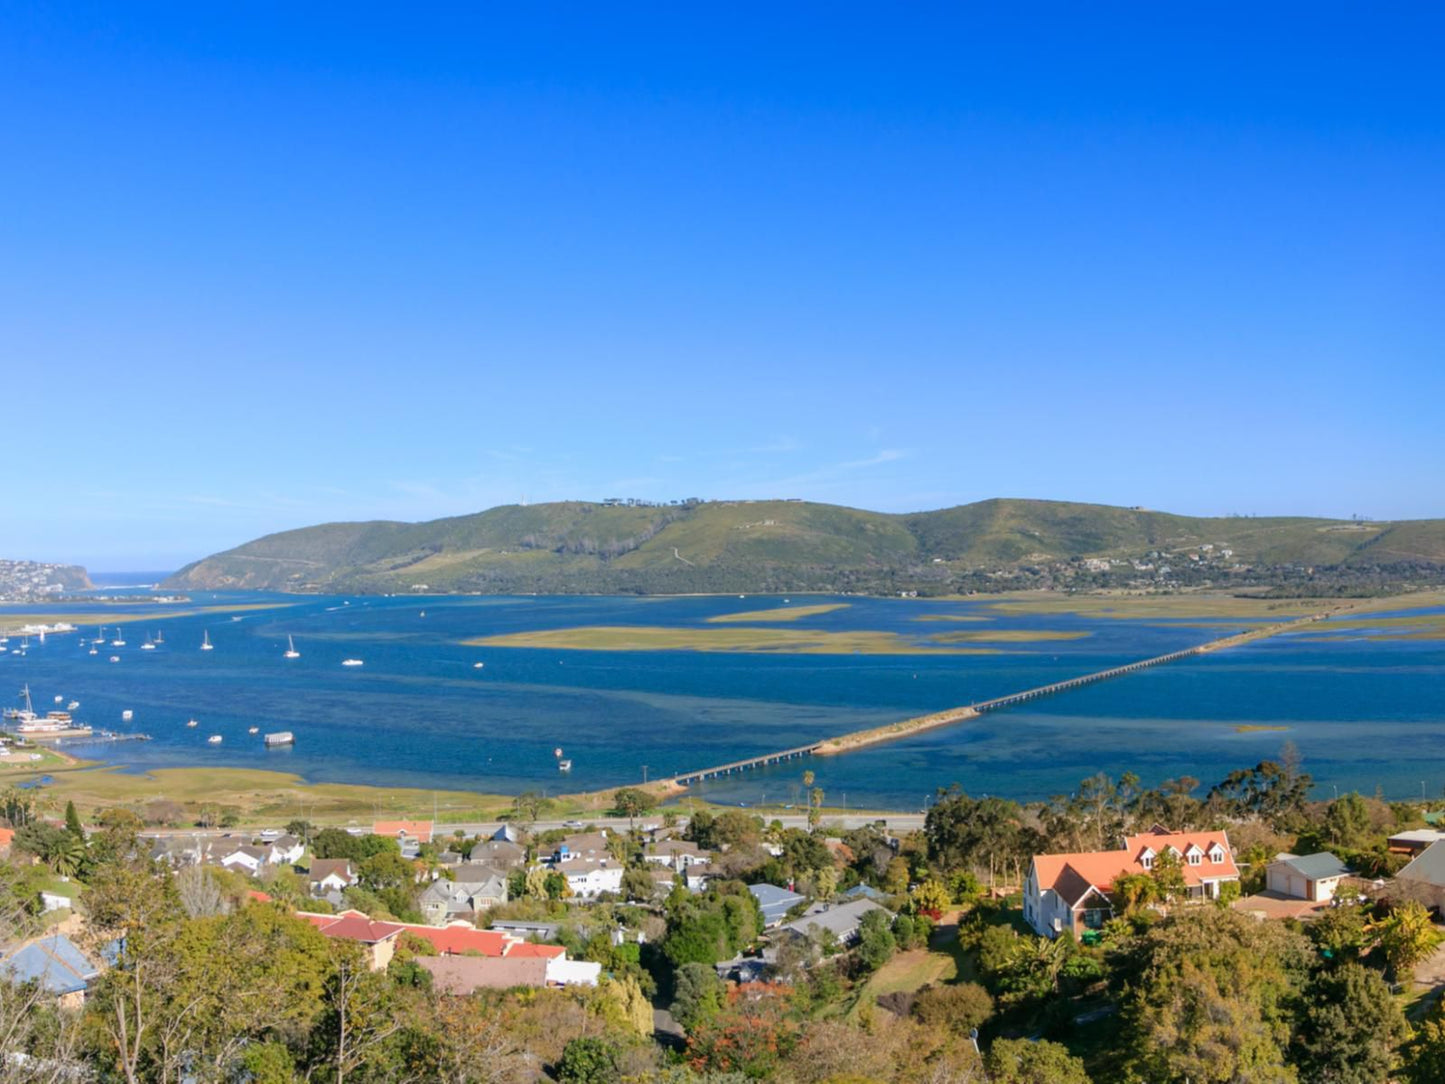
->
(374, 820, 433, 842)
(247, 890, 273, 903)
(319, 915, 405, 944)
(396, 923, 515, 957)
(1032, 830, 1239, 901)
(505, 942, 565, 959)
(0, 827, 15, 849)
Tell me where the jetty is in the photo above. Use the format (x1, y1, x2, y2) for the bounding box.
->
(657, 609, 1337, 794)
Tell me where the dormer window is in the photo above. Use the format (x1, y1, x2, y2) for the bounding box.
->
(1188, 852, 1202, 866)
(1209, 845, 1225, 865)
(1139, 847, 1155, 870)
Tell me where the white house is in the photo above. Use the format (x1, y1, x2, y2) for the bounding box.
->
(557, 857, 624, 900)
(218, 845, 266, 876)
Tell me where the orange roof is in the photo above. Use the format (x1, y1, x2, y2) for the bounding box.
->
(0, 827, 14, 849)
(1032, 830, 1238, 901)
(246, 890, 273, 903)
(396, 923, 516, 957)
(505, 942, 566, 959)
(373, 820, 433, 842)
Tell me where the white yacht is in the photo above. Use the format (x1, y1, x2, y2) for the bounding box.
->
(207, 735, 222, 744)
(473, 661, 485, 669)
(283, 635, 300, 659)
(121, 710, 133, 721)
(341, 658, 364, 667)
(200, 631, 213, 651)
(248, 726, 259, 735)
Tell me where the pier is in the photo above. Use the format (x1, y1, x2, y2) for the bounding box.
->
(656, 609, 1336, 794)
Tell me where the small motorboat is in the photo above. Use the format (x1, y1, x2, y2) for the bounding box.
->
(248, 726, 259, 735)
(186, 719, 198, 728)
(207, 735, 222, 744)
(121, 710, 133, 721)
(341, 659, 364, 667)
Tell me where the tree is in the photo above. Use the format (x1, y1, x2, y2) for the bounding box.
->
(1148, 848, 1187, 901)
(621, 866, 656, 902)
(557, 1036, 621, 1084)
(855, 908, 896, 971)
(910, 878, 951, 917)
(671, 962, 726, 1031)
(1379, 900, 1443, 982)
(84, 860, 188, 1084)
(1405, 999, 1445, 1084)
(64, 799, 84, 839)
(1293, 962, 1409, 1084)
(884, 857, 910, 896)
(1324, 792, 1373, 849)
(612, 788, 651, 830)
(314, 941, 405, 1084)
(1120, 907, 1311, 1084)
(176, 865, 230, 919)
(1308, 904, 1372, 962)
(510, 791, 544, 831)
(808, 787, 825, 828)
(911, 982, 994, 1034)
(986, 1038, 1090, 1084)
(1112, 871, 1159, 915)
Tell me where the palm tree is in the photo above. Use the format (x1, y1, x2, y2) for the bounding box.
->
(47, 834, 86, 877)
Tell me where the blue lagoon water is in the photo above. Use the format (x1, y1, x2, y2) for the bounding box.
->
(2, 594, 1441, 808)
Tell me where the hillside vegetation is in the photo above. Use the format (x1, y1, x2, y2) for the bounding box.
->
(163, 498, 1445, 596)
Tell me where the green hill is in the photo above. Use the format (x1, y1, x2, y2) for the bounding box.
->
(163, 498, 1445, 596)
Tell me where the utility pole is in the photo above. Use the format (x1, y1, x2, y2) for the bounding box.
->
(642, 765, 648, 785)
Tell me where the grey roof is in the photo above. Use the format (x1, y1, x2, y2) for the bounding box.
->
(778, 898, 891, 943)
(749, 883, 805, 924)
(1390, 829, 1445, 844)
(2, 934, 99, 996)
(1398, 840, 1445, 887)
(1275, 853, 1351, 881)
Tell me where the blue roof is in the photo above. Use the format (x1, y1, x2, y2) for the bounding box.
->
(3, 934, 98, 996)
(841, 884, 887, 902)
(749, 883, 804, 907)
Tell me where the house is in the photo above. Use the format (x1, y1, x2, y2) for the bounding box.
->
(684, 863, 714, 894)
(373, 819, 433, 845)
(1388, 829, 1445, 856)
(1, 933, 101, 1008)
(1024, 829, 1240, 939)
(1266, 853, 1352, 902)
(776, 898, 891, 946)
(550, 832, 611, 864)
(750, 883, 805, 927)
(545, 958, 602, 987)
(219, 845, 268, 876)
(0, 826, 13, 852)
(642, 839, 710, 869)
(417, 955, 550, 993)
(308, 859, 356, 897)
(1394, 841, 1445, 912)
(264, 834, 305, 866)
(299, 912, 404, 970)
(490, 919, 561, 942)
(469, 839, 526, 868)
(840, 884, 889, 904)
(556, 857, 624, 899)
(418, 868, 509, 924)
(491, 823, 523, 844)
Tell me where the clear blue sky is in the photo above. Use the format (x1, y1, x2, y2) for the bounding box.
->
(2, 4, 1441, 569)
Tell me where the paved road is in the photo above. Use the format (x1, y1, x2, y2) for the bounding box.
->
(140, 812, 927, 839)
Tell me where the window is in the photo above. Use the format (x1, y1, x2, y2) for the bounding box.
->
(1188, 852, 1201, 866)
(1141, 855, 1154, 870)
(1210, 847, 1224, 865)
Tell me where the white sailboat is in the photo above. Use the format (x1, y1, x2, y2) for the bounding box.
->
(200, 631, 213, 651)
(283, 635, 300, 659)
(111, 629, 126, 646)
(92, 627, 106, 645)
(141, 633, 156, 651)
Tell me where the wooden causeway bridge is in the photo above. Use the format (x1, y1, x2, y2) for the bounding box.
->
(662, 610, 1332, 791)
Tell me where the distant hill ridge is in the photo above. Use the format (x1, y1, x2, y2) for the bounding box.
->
(163, 498, 1445, 596)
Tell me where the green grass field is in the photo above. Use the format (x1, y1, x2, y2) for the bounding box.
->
(1294, 613, 1445, 640)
